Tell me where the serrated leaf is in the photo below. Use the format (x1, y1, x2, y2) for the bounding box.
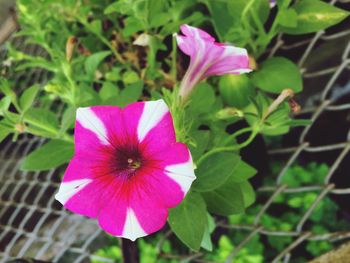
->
(168, 192, 207, 251)
(21, 140, 74, 171)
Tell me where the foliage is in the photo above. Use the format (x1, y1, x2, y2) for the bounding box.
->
(0, 0, 348, 255)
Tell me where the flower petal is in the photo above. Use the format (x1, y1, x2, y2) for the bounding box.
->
(204, 45, 251, 77)
(76, 107, 110, 145)
(177, 24, 251, 98)
(137, 100, 172, 143)
(151, 143, 196, 195)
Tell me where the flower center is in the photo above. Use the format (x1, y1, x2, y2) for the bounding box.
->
(127, 157, 141, 169)
(112, 145, 143, 179)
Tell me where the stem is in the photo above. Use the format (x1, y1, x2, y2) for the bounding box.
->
(171, 34, 177, 81)
(197, 129, 258, 166)
(121, 239, 139, 263)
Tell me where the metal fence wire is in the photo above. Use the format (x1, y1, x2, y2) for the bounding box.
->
(1, 0, 350, 262)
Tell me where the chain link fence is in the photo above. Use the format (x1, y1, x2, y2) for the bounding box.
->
(1, 0, 350, 262)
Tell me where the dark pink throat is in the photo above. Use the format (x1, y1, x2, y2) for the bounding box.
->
(112, 145, 143, 179)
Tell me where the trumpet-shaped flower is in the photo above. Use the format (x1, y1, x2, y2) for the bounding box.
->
(55, 100, 196, 241)
(176, 24, 252, 98)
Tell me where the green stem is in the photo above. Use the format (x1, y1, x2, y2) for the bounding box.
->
(197, 129, 258, 166)
(171, 34, 177, 81)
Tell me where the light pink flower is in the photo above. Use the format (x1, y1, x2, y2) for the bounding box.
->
(176, 24, 252, 98)
(55, 100, 195, 241)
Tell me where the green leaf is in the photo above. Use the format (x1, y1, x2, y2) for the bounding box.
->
(188, 130, 211, 161)
(189, 83, 216, 114)
(0, 96, 12, 114)
(252, 57, 303, 93)
(24, 108, 59, 136)
(230, 160, 257, 183)
(200, 213, 216, 251)
(104, 1, 132, 14)
(19, 85, 40, 112)
(0, 78, 17, 104)
(84, 51, 111, 78)
(278, 8, 298, 28)
(219, 75, 255, 108)
(281, 0, 349, 35)
(0, 120, 13, 143)
(168, 192, 207, 251)
(202, 178, 245, 216)
(21, 140, 74, 171)
(60, 106, 76, 133)
(192, 152, 240, 192)
(99, 81, 119, 102)
(122, 71, 140, 84)
(112, 81, 143, 107)
(239, 181, 256, 207)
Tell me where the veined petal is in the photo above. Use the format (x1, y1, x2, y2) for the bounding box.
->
(137, 100, 171, 142)
(177, 24, 252, 98)
(76, 107, 109, 145)
(204, 45, 251, 77)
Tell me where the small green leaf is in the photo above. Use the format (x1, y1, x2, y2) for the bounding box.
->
(202, 178, 245, 216)
(192, 152, 240, 192)
(21, 140, 74, 171)
(278, 8, 298, 28)
(19, 85, 40, 112)
(113, 81, 143, 107)
(0, 78, 17, 104)
(99, 81, 119, 102)
(122, 71, 140, 84)
(0, 120, 13, 143)
(60, 106, 76, 133)
(84, 51, 111, 78)
(230, 160, 257, 183)
(200, 213, 216, 251)
(189, 83, 216, 114)
(168, 192, 207, 251)
(188, 130, 211, 161)
(281, 0, 349, 35)
(0, 96, 12, 114)
(252, 57, 303, 93)
(239, 181, 256, 207)
(219, 75, 255, 108)
(24, 108, 59, 136)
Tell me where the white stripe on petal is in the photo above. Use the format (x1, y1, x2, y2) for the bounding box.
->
(55, 179, 92, 205)
(76, 107, 109, 145)
(223, 46, 248, 57)
(165, 154, 196, 194)
(137, 100, 169, 142)
(122, 208, 147, 241)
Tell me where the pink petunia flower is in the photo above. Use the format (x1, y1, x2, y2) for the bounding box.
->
(176, 24, 252, 98)
(55, 100, 196, 241)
